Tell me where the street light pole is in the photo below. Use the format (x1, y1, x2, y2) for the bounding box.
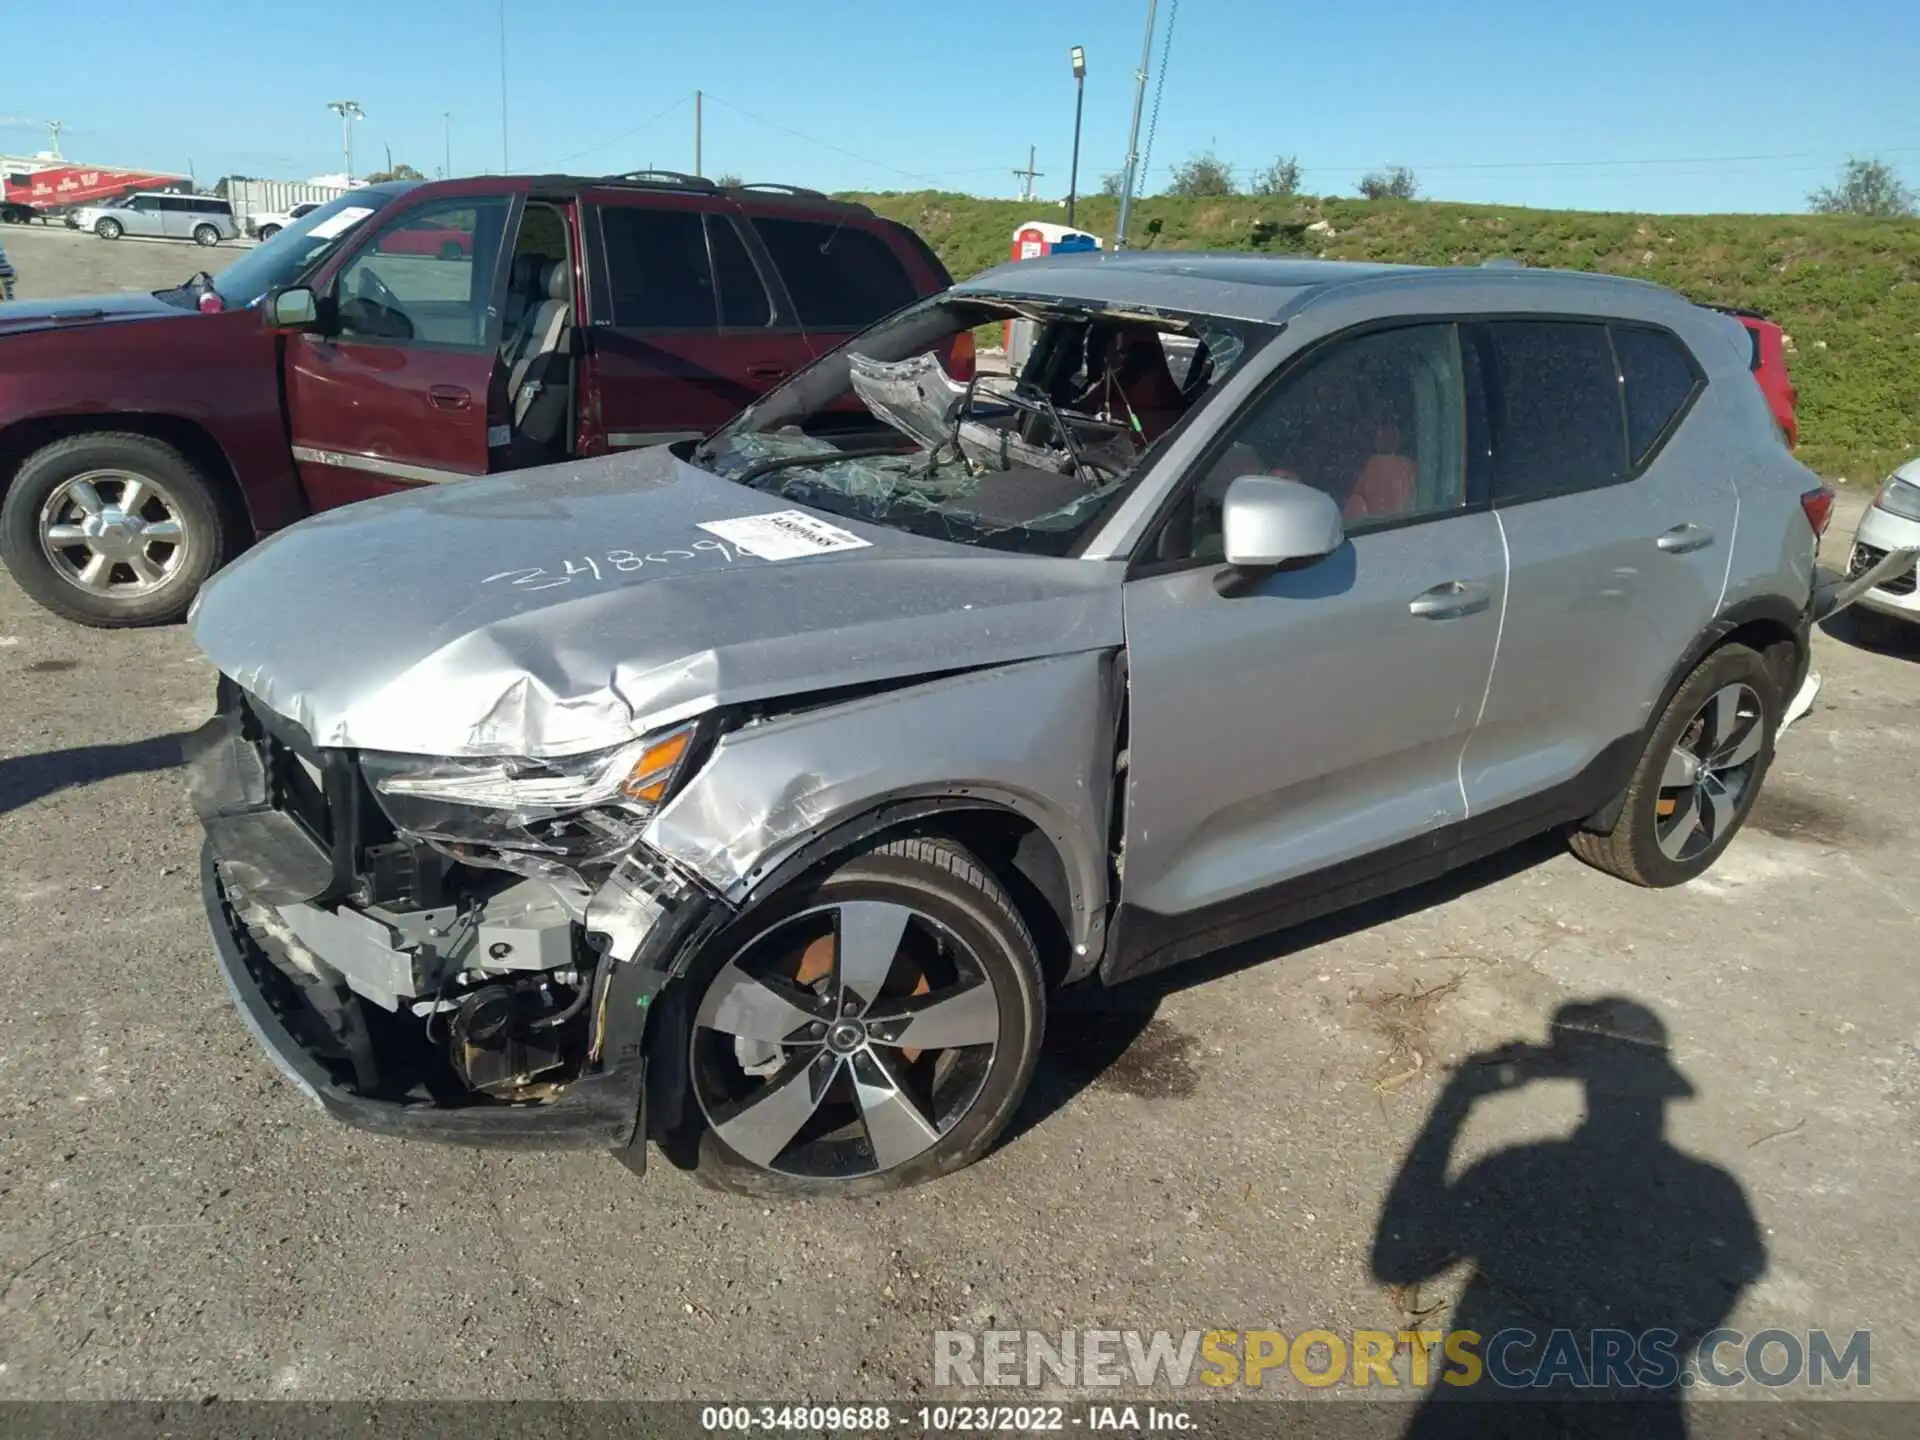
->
(1066, 46, 1086, 227)
(327, 100, 365, 183)
(444, 112, 452, 178)
(1114, 0, 1158, 251)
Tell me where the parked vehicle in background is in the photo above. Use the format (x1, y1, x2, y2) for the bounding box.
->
(0, 173, 954, 627)
(67, 191, 238, 246)
(246, 201, 321, 241)
(1706, 305, 1798, 448)
(184, 253, 1915, 1193)
(2, 158, 192, 224)
(0, 236, 14, 299)
(1843, 457, 1920, 644)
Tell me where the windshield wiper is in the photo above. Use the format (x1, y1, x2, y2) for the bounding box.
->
(731, 446, 913, 490)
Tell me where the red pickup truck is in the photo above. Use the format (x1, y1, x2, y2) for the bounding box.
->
(0, 173, 958, 626)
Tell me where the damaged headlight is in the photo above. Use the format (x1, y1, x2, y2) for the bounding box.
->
(363, 723, 698, 850)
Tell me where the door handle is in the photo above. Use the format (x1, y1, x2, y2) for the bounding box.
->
(428, 384, 472, 411)
(1657, 523, 1714, 554)
(745, 363, 790, 380)
(1408, 580, 1492, 620)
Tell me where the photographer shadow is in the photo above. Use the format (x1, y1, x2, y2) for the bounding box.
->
(1371, 996, 1766, 1439)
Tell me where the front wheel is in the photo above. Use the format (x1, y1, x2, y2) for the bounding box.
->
(257, 224, 281, 241)
(0, 432, 227, 627)
(1570, 643, 1780, 886)
(676, 838, 1046, 1197)
(438, 239, 464, 261)
(192, 223, 220, 247)
(94, 217, 122, 240)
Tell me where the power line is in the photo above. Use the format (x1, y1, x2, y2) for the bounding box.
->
(556, 93, 693, 166)
(702, 93, 920, 178)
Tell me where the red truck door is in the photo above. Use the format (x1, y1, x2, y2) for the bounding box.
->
(575, 188, 813, 453)
(283, 194, 513, 508)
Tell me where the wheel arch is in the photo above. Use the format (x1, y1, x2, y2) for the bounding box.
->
(1582, 595, 1806, 836)
(0, 413, 254, 558)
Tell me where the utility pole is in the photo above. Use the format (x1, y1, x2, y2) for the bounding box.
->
(1114, 0, 1159, 250)
(384, 142, 393, 178)
(1066, 47, 1086, 226)
(327, 100, 365, 182)
(694, 90, 703, 177)
(1012, 146, 1043, 204)
(444, 112, 452, 178)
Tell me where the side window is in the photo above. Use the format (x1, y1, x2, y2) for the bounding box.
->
(1173, 323, 1469, 563)
(155, 196, 188, 212)
(749, 216, 918, 330)
(597, 207, 717, 329)
(335, 196, 508, 349)
(1611, 325, 1700, 465)
(1481, 321, 1627, 501)
(707, 216, 772, 328)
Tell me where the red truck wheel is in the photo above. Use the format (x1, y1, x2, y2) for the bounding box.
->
(0, 433, 228, 628)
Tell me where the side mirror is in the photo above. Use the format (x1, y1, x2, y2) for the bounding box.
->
(1221, 474, 1344, 569)
(268, 286, 319, 330)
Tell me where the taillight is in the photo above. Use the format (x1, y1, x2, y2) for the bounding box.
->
(949, 329, 976, 383)
(1800, 486, 1835, 538)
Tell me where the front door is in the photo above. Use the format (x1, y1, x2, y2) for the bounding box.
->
(1458, 320, 1738, 814)
(576, 193, 814, 452)
(284, 194, 513, 510)
(1118, 322, 1505, 966)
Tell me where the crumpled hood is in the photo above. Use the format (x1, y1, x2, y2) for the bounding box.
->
(0, 290, 183, 335)
(190, 447, 1124, 757)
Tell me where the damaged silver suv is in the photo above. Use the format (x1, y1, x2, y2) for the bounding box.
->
(187, 252, 1913, 1195)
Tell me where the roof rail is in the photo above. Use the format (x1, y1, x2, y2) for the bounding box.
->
(732, 182, 828, 199)
(603, 169, 718, 193)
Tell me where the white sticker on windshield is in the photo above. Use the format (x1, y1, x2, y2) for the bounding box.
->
(307, 205, 374, 240)
(696, 510, 873, 562)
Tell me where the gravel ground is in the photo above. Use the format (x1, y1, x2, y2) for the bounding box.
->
(2, 222, 247, 301)
(1, 234, 1917, 1419)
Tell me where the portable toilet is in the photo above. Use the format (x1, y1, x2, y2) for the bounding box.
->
(1004, 221, 1103, 371)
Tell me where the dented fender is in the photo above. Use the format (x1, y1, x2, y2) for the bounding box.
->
(641, 652, 1122, 971)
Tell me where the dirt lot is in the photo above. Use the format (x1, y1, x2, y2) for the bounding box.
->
(2, 232, 1918, 1420)
(2, 221, 248, 301)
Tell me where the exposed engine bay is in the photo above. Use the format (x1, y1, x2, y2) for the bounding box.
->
(696, 301, 1258, 556)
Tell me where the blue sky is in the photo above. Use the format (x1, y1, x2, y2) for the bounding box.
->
(5, 0, 1916, 214)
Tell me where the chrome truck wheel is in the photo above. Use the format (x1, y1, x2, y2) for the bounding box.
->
(681, 839, 1045, 1195)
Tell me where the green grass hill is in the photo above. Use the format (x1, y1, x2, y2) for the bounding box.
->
(849, 190, 1920, 484)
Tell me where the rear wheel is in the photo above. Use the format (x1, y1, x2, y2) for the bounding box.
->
(258, 224, 281, 241)
(1570, 643, 1779, 886)
(679, 838, 1046, 1197)
(192, 223, 220, 247)
(94, 217, 122, 240)
(0, 432, 227, 627)
(438, 239, 464, 261)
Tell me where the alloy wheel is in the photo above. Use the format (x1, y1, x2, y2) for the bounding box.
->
(1655, 682, 1765, 862)
(37, 469, 190, 599)
(691, 900, 1004, 1179)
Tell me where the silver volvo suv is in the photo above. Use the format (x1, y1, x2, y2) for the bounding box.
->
(185, 253, 1913, 1195)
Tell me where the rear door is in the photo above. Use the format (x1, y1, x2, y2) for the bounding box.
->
(746, 212, 926, 359)
(576, 191, 812, 452)
(283, 192, 515, 509)
(153, 195, 192, 239)
(1458, 319, 1733, 815)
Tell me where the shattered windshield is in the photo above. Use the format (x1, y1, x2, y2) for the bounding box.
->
(692, 296, 1273, 556)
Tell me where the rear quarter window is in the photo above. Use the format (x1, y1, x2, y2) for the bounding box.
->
(1610, 325, 1702, 466)
(749, 215, 919, 330)
(1480, 320, 1629, 501)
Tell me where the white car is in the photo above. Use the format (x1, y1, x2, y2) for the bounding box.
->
(244, 201, 321, 241)
(1844, 458, 1920, 641)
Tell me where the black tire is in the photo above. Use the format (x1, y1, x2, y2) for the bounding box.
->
(673, 837, 1047, 1197)
(193, 223, 220, 247)
(0, 432, 227, 627)
(95, 217, 122, 240)
(258, 224, 281, 241)
(439, 239, 464, 261)
(1570, 643, 1780, 886)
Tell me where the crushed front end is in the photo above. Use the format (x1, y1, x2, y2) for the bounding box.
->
(188, 678, 725, 1155)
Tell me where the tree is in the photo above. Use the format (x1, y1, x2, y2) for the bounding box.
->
(1359, 165, 1418, 200)
(1808, 157, 1917, 218)
(1098, 170, 1126, 198)
(1250, 154, 1302, 197)
(363, 162, 426, 183)
(1166, 149, 1236, 198)
(714, 172, 744, 188)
